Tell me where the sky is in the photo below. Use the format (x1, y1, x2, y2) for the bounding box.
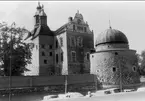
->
(0, 1, 145, 54)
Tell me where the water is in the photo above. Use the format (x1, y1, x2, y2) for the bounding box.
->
(0, 92, 49, 101)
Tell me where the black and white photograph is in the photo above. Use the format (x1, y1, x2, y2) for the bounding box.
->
(0, 1, 145, 101)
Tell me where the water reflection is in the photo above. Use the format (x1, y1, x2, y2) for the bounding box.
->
(0, 92, 49, 101)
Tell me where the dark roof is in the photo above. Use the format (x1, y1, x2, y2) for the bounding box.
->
(54, 23, 68, 35)
(95, 28, 128, 46)
(25, 25, 54, 40)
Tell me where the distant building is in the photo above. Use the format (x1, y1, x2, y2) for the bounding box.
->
(90, 27, 140, 89)
(24, 3, 94, 76)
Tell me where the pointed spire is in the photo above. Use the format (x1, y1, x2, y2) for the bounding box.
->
(109, 19, 112, 29)
(109, 13, 112, 29)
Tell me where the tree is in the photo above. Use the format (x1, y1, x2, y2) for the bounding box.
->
(137, 50, 145, 75)
(0, 22, 32, 76)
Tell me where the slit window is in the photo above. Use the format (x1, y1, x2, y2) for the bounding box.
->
(61, 52, 63, 62)
(132, 66, 137, 72)
(56, 54, 58, 63)
(112, 67, 116, 72)
(56, 40, 58, 48)
(86, 52, 90, 60)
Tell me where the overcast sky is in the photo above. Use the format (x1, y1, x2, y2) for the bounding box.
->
(0, 1, 145, 54)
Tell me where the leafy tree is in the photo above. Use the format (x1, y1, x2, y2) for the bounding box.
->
(0, 22, 32, 76)
(138, 50, 145, 75)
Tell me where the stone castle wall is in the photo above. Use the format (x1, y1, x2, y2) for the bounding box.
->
(90, 49, 140, 88)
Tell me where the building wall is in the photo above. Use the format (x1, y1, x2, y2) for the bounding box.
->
(67, 30, 94, 74)
(39, 35, 55, 75)
(90, 49, 140, 88)
(55, 32, 68, 75)
(24, 37, 40, 76)
(95, 43, 129, 51)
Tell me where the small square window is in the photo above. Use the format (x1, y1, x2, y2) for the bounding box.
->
(41, 44, 45, 49)
(112, 67, 116, 72)
(44, 60, 47, 64)
(49, 45, 52, 49)
(49, 52, 52, 56)
(115, 52, 118, 55)
(42, 52, 45, 56)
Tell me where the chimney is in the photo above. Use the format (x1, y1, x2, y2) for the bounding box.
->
(68, 17, 73, 22)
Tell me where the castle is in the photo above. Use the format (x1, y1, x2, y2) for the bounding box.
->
(24, 3, 94, 76)
(24, 2, 140, 89)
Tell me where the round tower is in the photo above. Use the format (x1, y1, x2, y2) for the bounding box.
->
(90, 27, 140, 90)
